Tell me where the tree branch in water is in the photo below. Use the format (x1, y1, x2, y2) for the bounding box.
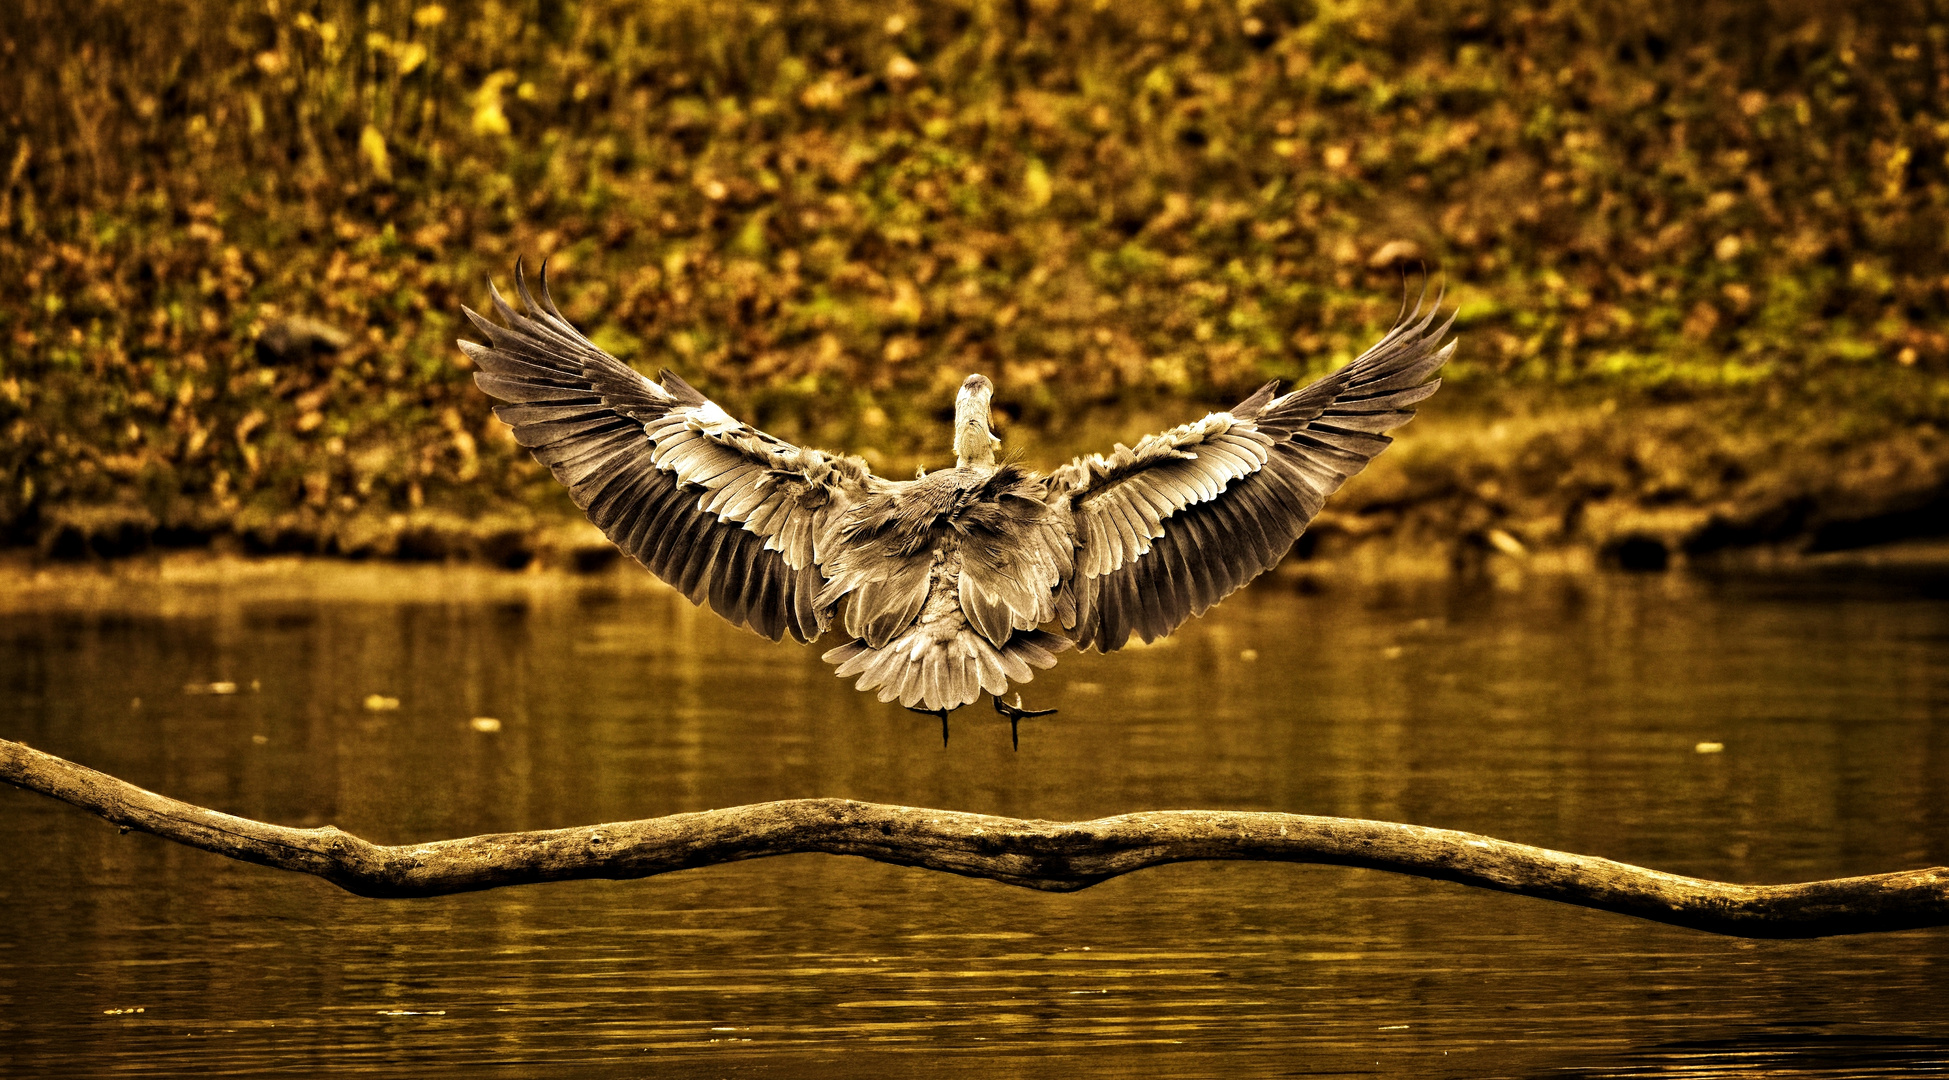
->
(3, 737, 1945, 939)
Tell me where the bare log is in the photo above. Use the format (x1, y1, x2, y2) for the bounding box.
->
(3, 736, 1945, 938)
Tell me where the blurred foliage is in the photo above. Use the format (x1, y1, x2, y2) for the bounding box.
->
(1, 0, 1947, 553)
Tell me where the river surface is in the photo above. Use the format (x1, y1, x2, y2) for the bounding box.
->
(0, 555, 1945, 1077)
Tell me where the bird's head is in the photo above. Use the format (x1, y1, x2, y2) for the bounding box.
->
(953, 374, 1001, 469)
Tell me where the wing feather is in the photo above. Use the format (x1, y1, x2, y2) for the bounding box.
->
(746, 555, 785, 641)
(1054, 290, 1453, 652)
(621, 482, 687, 561)
(463, 263, 880, 642)
(670, 513, 725, 603)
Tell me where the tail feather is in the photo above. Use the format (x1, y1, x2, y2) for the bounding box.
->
(822, 629, 1071, 710)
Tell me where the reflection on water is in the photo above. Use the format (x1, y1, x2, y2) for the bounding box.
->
(0, 557, 1945, 1077)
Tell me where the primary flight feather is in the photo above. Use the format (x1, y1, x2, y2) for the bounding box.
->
(461, 265, 1453, 727)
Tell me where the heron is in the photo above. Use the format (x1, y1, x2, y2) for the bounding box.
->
(461, 265, 1453, 747)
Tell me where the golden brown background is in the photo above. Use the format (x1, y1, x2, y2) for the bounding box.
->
(3, 0, 1945, 568)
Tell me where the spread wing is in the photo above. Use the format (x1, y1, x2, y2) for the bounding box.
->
(1048, 292, 1455, 651)
(459, 265, 881, 642)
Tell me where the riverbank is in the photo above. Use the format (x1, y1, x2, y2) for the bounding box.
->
(19, 374, 1946, 578)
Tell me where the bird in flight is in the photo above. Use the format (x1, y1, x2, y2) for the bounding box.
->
(462, 265, 1452, 746)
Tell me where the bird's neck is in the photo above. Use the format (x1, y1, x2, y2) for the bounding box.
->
(953, 396, 998, 470)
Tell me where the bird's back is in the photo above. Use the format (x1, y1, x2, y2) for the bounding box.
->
(818, 466, 1074, 710)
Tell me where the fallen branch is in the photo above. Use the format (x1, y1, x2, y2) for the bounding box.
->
(3, 736, 1944, 938)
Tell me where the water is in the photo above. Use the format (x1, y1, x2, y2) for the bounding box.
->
(0, 556, 1945, 1077)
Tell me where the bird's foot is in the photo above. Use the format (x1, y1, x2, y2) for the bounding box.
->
(905, 705, 957, 747)
(992, 694, 1057, 750)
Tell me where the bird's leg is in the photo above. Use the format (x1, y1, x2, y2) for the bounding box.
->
(906, 705, 956, 747)
(991, 694, 1057, 750)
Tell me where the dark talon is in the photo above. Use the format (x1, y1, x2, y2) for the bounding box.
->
(906, 706, 955, 746)
(992, 694, 1057, 750)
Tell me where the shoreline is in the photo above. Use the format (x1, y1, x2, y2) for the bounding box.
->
(3, 526, 1942, 621)
(16, 383, 1946, 579)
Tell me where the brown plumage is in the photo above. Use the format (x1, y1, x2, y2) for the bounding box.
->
(461, 265, 1454, 717)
